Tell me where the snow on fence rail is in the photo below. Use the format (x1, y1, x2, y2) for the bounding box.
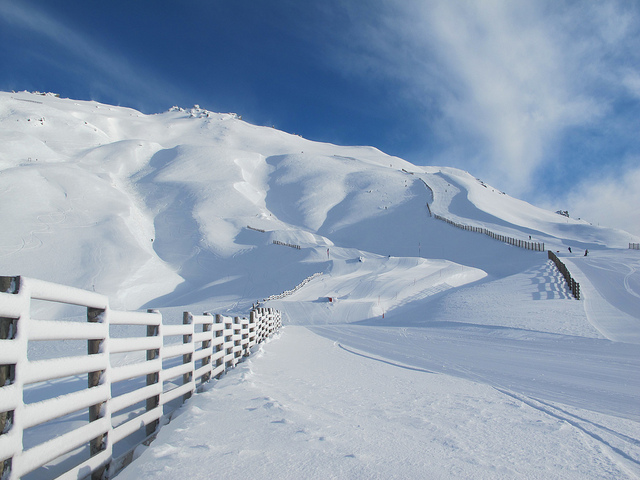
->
(433, 214, 545, 252)
(630, 243, 639, 250)
(262, 272, 323, 303)
(0, 276, 281, 480)
(547, 251, 581, 300)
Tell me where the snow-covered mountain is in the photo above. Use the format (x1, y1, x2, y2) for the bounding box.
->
(1, 91, 634, 312)
(2, 91, 639, 478)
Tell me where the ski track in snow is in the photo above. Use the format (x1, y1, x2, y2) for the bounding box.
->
(498, 390, 640, 471)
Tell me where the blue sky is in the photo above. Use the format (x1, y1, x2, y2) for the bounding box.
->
(1, 0, 639, 236)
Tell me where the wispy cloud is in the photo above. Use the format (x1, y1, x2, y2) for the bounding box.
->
(0, 0, 177, 109)
(565, 161, 640, 238)
(427, 2, 608, 191)
(329, 1, 618, 190)
(313, 0, 640, 233)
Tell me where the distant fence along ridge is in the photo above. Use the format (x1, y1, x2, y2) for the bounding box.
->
(432, 214, 545, 252)
(630, 243, 639, 250)
(0, 276, 281, 480)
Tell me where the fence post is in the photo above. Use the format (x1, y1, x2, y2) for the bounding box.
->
(268, 308, 275, 337)
(145, 309, 161, 437)
(182, 312, 194, 403)
(256, 309, 261, 343)
(233, 317, 242, 366)
(88, 306, 110, 480)
(249, 310, 256, 349)
(241, 317, 250, 357)
(259, 308, 265, 343)
(215, 314, 225, 378)
(0, 276, 27, 480)
(224, 316, 234, 369)
(201, 312, 213, 384)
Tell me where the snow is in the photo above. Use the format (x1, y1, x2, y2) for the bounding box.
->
(119, 328, 639, 480)
(564, 250, 640, 343)
(1, 91, 639, 479)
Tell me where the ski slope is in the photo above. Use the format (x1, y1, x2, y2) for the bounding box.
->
(1, 91, 639, 479)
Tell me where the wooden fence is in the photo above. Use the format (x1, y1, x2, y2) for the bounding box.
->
(547, 251, 581, 300)
(262, 272, 323, 303)
(272, 240, 301, 250)
(630, 243, 639, 250)
(0, 276, 281, 480)
(419, 179, 433, 217)
(433, 214, 545, 251)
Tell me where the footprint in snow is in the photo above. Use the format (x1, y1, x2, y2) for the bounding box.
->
(152, 444, 180, 458)
(189, 444, 211, 450)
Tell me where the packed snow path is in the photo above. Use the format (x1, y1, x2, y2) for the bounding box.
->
(120, 327, 640, 480)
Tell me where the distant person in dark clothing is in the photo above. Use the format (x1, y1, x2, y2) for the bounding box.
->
(568, 247, 572, 253)
(584, 249, 589, 256)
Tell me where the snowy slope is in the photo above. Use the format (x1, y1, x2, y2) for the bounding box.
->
(2, 91, 639, 479)
(3, 91, 636, 314)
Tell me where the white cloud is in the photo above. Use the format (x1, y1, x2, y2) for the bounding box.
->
(565, 161, 640, 238)
(622, 70, 640, 100)
(422, 1, 604, 192)
(319, 1, 638, 198)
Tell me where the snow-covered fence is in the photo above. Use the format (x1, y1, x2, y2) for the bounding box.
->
(262, 272, 323, 303)
(547, 251, 581, 300)
(252, 308, 282, 344)
(433, 214, 545, 252)
(272, 240, 301, 250)
(247, 225, 266, 233)
(630, 243, 639, 250)
(0, 276, 281, 480)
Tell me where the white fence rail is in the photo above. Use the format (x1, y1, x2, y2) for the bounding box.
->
(0, 276, 281, 480)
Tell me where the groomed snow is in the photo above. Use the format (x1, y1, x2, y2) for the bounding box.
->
(120, 327, 639, 479)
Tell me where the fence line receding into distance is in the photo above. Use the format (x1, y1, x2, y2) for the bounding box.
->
(272, 240, 301, 250)
(547, 251, 581, 299)
(0, 276, 281, 480)
(262, 272, 323, 303)
(432, 214, 545, 252)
